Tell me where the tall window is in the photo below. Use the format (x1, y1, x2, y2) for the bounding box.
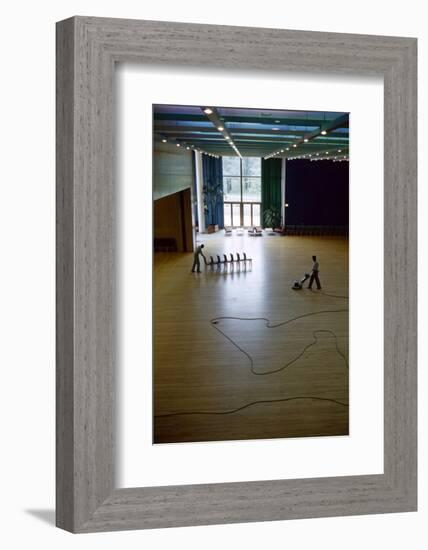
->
(223, 157, 261, 227)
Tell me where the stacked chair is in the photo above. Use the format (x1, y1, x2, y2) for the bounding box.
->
(203, 251, 252, 271)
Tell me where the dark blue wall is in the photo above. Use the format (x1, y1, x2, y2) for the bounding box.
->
(285, 160, 349, 226)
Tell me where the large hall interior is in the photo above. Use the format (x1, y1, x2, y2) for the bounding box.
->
(152, 104, 349, 444)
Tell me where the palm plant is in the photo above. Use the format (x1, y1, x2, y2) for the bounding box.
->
(263, 206, 281, 229)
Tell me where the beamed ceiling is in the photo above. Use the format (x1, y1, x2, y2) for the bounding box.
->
(153, 104, 349, 160)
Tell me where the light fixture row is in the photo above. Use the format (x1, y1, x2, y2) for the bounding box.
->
(160, 137, 219, 158)
(289, 155, 349, 161)
(265, 126, 343, 159)
(265, 148, 348, 161)
(203, 106, 242, 159)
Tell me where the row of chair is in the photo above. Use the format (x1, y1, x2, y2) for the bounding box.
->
(285, 225, 349, 236)
(224, 226, 262, 236)
(248, 226, 263, 237)
(203, 252, 252, 269)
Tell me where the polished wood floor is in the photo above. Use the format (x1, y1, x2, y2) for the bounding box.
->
(153, 232, 349, 444)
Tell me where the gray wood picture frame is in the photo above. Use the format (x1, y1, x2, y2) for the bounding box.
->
(56, 16, 417, 533)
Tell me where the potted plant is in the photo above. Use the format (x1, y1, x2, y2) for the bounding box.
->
(203, 179, 224, 233)
(263, 207, 281, 230)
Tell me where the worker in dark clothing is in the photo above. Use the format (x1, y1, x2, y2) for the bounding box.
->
(191, 244, 205, 273)
(308, 255, 322, 290)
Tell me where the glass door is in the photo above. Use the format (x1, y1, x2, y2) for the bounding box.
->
(223, 157, 262, 229)
(232, 203, 241, 227)
(243, 204, 252, 227)
(224, 202, 261, 227)
(242, 203, 261, 227)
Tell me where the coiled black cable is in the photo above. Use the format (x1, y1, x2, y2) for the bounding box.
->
(155, 302, 349, 419)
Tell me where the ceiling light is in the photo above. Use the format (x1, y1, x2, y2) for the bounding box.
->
(280, 150, 284, 153)
(204, 108, 213, 114)
(304, 138, 308, 143)
(326, 151, 329, 154)
(186, 146, 190, 150)
(176, 143, 181, 147)
(272, 127, 280, 131)
(293, 144, 297, 148)
(217, 126, 224, 131)
(321, 130, 327, 135)
(285, 203, 289, 207)
(286, 147, 290, 151)
(162, 139, 167, 143)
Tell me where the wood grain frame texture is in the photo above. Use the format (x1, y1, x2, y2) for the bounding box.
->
(56, 16, 417, 533)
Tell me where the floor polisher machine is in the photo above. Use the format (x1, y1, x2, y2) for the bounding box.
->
(292, 273, 310, 290)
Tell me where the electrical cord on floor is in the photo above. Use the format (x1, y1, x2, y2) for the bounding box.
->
(155, 302, 349, 419)
(210, 311, 348, 376)
(155, 395, 348, 418)
(316, 290, 349, 300)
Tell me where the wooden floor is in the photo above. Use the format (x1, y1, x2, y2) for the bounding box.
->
(153, 232, 349, 444)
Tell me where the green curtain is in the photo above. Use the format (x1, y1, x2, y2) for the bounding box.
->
(261, 158, 282, 227)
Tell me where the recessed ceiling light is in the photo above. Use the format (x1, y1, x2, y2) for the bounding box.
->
(176, 143, 181, 147)
(286, 147, 290, 151)
(272, 127, 280, 131)
(304, 138, 309, 143)
(293, 144, 297, 148)
(204, 108, 213, 114)
(338, 149, 342, 153)
(326, 151, 329, 154)
(321, 130, 327, 135)
(275, 120, 281, 123)
(162, 139, 167, 143)
(186, 146, 190, 150)
(280, 150, 284, 153)
(218, 126, 224, 131)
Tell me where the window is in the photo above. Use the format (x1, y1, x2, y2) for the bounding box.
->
(222, 157, 262, 227)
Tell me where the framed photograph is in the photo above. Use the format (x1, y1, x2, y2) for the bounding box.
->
(56, 16, 417, 532)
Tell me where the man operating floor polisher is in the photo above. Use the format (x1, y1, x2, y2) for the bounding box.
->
(292, 255, 322, 290)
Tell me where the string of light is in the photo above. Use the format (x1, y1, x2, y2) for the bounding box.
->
(265, 113, 348, 160)
(159, 136, 220, 158)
